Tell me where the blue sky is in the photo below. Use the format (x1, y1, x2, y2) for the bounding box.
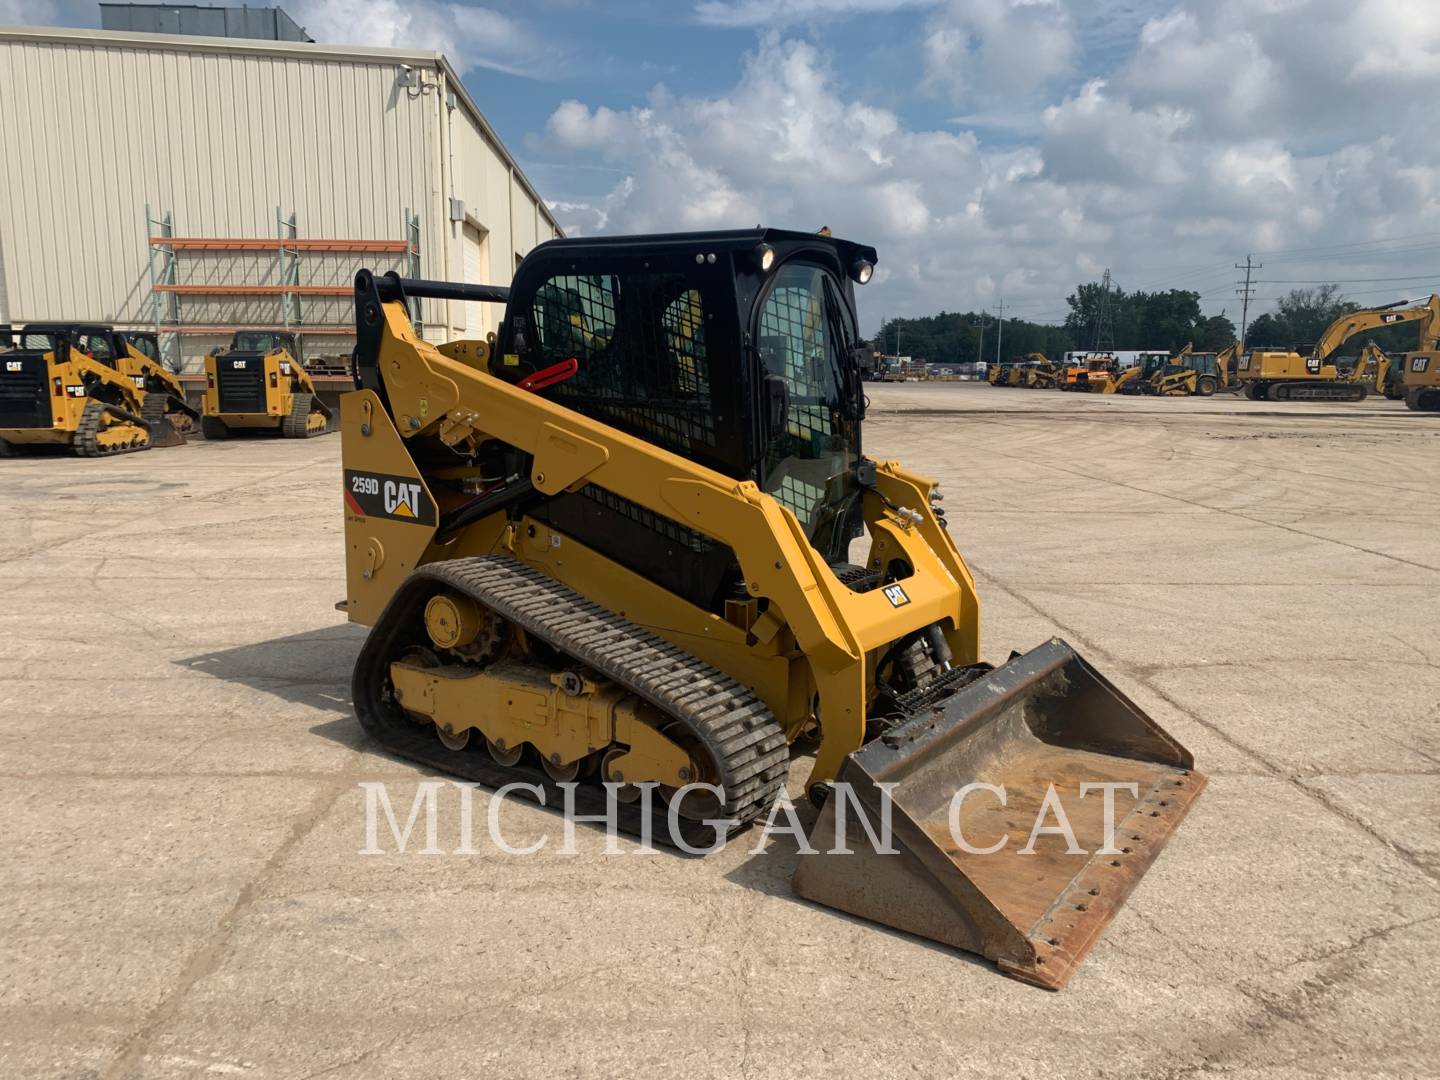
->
(9, 0, 1440, 332)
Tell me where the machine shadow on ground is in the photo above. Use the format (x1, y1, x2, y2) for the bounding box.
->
(178, 624, 367, 749)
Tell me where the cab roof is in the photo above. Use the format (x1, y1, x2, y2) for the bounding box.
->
(526, 227, 877, 268)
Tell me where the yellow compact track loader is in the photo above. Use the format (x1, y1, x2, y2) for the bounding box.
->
(339, 230, 1205, 989)
(26, 323, 199, 437)
(1239, 295, 1440, 402)
(201, 331, 333, 439)
(1020, 354, 1058, 388)
(0, 327, 176, 456)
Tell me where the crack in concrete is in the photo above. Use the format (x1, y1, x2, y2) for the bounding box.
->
(99, 764, 363, 1080)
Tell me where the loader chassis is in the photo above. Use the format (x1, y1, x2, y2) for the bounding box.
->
(0, 329, 162, 456)
(202, 332, 332, 439)
(1402, 352, 1440, 411)
(7, 324, 197, 444)
(340, 229, 1204, 988)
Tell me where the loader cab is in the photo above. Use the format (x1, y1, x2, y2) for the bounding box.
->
(499, 228, 875, 565)
(228, 331, 301, 360)
(19, 324, 141, 381)
(125, 332, 160, 361)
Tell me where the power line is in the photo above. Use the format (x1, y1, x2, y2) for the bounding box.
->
(1256, 274, 1440, 284)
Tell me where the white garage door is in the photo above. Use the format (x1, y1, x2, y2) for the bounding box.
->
(462, 224, 488, 339)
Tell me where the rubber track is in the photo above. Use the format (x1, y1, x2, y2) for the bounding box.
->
(142, 389, 199, 426)
(200, 415, 231, 439)
(428, 557, 788, 824)
(282, 392, 330, 438)
(73, 400, 149, 457)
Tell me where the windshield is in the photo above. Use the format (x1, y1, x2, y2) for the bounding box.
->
(756, 261, 860, 563)
(5, 332, 59, 352)
(233, 332, 283, 353)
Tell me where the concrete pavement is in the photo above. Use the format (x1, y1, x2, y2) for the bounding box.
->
(2, 382, 1437, 1078)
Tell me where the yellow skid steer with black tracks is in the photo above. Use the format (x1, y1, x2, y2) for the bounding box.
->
(0, 326, 179, 456)
(338, 229, 1205, 989)
(24, 323, 199, 438)
(202, 331, 333, 439)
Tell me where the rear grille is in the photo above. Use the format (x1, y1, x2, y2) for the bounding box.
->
(0, 357, 53, 429)
(216, 362, 266, 413)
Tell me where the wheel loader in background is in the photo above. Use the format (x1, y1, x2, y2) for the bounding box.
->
(201, 330, 332, 439)
(1060, 354, 1116, 391)
(337, 229, 1206, 990)
(0, 326, 178, 456)
(23, 323, 199, 436)
(1238, 294, 1440, 401)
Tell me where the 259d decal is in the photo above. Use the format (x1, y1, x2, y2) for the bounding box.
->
(343, 469, 436, 525)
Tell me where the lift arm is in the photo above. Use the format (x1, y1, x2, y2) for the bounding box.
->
(1312, 294, 1440, 362)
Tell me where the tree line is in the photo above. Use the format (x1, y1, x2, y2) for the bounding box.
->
(869, 280, 1425, 363)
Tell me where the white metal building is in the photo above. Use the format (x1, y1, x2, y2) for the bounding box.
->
(0, 25, 562, 368)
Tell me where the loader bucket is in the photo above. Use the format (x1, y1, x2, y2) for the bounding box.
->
(793, 638, 1205, 990)
(148, 417, 185, 447)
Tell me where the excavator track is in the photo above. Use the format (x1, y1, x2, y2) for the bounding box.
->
(352, 555, 790, 846)
(1406, 388, 1440, 412)
(72, 400, 150, 457)
(282, 392, 332, 438)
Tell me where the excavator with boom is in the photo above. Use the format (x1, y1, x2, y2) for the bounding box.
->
(1238, 295, 1440, 401)
(337, 229, 1205, 989)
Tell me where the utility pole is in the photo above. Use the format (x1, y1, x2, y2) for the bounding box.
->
(994, 299, 1006, 364)
(1235, 254, 1261, 350)
(972, 309, 992, 371)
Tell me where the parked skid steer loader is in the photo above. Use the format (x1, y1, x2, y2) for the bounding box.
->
(25, 323, 199, 436)
(202, 331, 332, 439)
(339, 230, 1205, 989)
(0, 327, 176, 456)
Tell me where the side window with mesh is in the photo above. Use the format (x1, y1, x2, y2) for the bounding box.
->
(80, 334, 114, 360)
(532, 275, 618, 369)
(530, 271, 716, 457)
